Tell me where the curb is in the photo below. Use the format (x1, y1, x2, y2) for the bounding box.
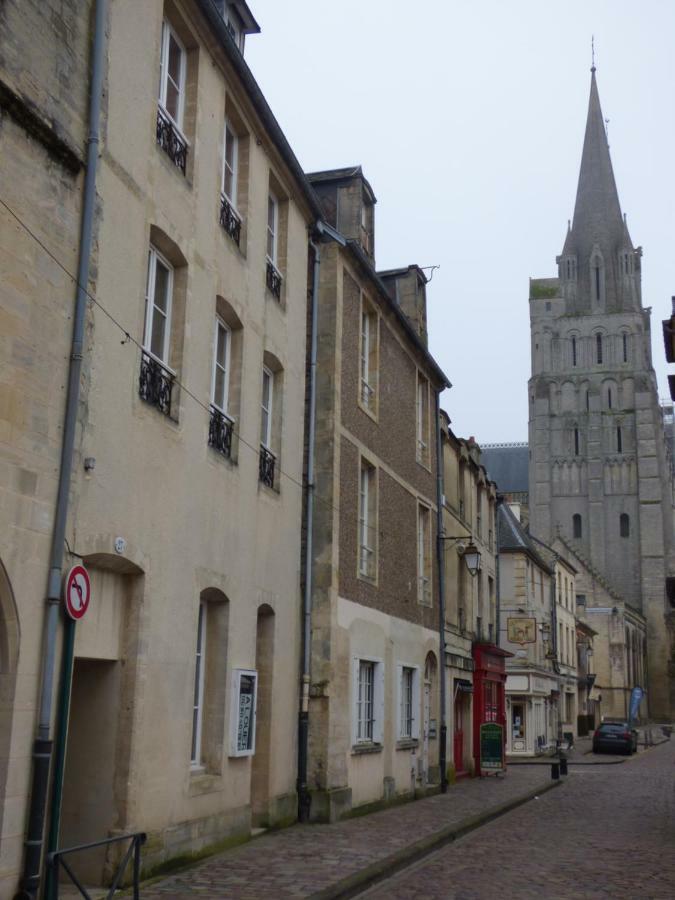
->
(310, 779, 563, 900)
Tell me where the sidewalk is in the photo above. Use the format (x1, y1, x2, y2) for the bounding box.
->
(141, 766, 558, 900)
(508, 725, 671, 765)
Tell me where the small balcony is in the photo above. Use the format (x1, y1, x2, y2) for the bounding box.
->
(156, 106, 187, 174)
(139, 352, 174, 417)
(209, 407, 234, 459)
(259, 445, 276, 488)
(219, 194, 241, 246)
(266, 259, 282, 300)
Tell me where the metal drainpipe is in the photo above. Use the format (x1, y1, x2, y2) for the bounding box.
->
(298, 235, 321, 823)
(18, 2, 107, 895)
(494, 497, 501, 648)
(434, 392, 448, 793)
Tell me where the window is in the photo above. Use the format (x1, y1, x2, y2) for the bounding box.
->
(484, 680, 499, 723)
(211, 318, 231, 414)
(607, 388, 612, 409)
(190, 601, 206, 767)
(159, 20, 186, 129)
(573, 514, 582, 539)
(266, 192, 278, 264)
(222, 120, 239, 210)
(260, 367, 273, 449)
(398, 666, 420, 740)
(574, 428, 580, 456)
(144, 247, 173, 364)
(417, 504, 432, 605)
(357, 660, 374, 742)
(571, 336, 577, 367)
(617, 426, 623, 454)
(359, 459, 377, 579)
(623, 333, 629, 363)
(596, 333, 603, 364)
(229, 669, 258, 757)
(360, 301, 378, 413)
(416, 373, 430, 465)
(620, 513, 630, 538)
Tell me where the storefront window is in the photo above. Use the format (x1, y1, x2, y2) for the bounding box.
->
(484, 680, 498, 722)
(511, 701, 526, 740)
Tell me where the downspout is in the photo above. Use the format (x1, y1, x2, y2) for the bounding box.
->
(18, 1, 107, 894)
(298, 235, 320, 822)
(495, 496, 502, 647)
(434, 392, 448, 793)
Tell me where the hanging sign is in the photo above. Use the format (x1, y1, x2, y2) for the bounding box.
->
(507, 617, 537, 644)
(480, 722, 505, 772)
(63, 564, 91, 620)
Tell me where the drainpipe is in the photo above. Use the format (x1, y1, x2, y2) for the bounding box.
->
(495, 497, 502, 648)
(434, 393, 448, 793)
(297, 237, 320, 822)
(18, 2, 107, 895)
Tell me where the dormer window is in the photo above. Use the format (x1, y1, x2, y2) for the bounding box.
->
(360, 201, 372, 256)
(212, 0, 260, 54)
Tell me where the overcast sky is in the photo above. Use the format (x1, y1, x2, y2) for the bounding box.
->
(247, 0, 675, 443)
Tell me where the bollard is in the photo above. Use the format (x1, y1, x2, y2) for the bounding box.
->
(551, 761, 560, 780)
(559, 756, 568, 776)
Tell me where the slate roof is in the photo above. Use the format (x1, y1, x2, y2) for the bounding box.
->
(481, 444, 529, 494)
(497, 504, 553, 574)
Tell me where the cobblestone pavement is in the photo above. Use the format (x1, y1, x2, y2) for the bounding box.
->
(364, 739, 675, 900)
(141, 765, 552, 899)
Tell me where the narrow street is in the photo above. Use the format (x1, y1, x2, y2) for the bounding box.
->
(363, 740, 675, 899)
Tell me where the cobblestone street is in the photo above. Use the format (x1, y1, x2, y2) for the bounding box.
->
(364, 740, 675, 899)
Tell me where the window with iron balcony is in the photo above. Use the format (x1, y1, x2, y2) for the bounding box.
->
(140, 246, 176, 416)
(209, 317, 234, 458)
(265, 192, 283, 300)
(157, 20, 189, 174)
(219, 119, 242, 246)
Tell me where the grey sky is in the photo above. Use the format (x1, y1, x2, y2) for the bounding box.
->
(247, 0, 675, 443)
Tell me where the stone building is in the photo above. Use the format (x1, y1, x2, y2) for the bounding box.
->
(439, 423, 503, 777)
(1, 0, 329, 893)
(304, 166, 450, 820)
(528, 67, 675, 720)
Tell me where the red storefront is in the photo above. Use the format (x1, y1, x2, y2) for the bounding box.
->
(472, 642, 512, 775)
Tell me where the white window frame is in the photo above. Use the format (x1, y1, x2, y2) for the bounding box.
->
(260, 366, 274, 450)
(397, 664, 420, 740)
(417, 503, 432, 605)
(222, 119, 239, 208)
(229, 668, 258, 757)
(266, 192, 279, 265)
(359, 460, 376, 579)
(360, 304, 377, 411)
(144, 246, 174, 369)
(190, 601, 207, 768)
(352, 656, 384, 745)
(159, 19, 187, 131)
(211, 317, 231, 415)
(416, 373, 430, 464)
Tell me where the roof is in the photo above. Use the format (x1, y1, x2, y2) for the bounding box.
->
(497, 504, 554, 574)
(528, 533, 578, 575)
(481, 444, 529, 494)
(306, 166, 377, 205)
(378, 265, 428, 284)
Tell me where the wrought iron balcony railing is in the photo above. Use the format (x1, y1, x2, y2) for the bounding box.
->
(266, 259, 283, 300)
(209, 406, 234, 458)
(139, 352, 174, 416)
(219, 194, 241, 246)
(259, 444, 276, 488)
(156, 106, 187, 174)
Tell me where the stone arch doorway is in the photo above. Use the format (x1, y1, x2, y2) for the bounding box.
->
(251, 604, 275, 826)
(0, 557, 20, 851)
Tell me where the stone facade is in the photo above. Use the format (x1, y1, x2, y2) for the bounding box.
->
(0, 0, 321, 893)
(305, 167, 449, 819)
(528, 69, 675, 719)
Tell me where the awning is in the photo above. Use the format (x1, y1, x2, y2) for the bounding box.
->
(454, 678, 474, 694)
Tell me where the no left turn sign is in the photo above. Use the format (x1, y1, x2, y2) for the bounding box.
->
(63, 564, 91, 620)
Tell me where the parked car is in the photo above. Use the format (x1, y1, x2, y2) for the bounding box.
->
(592, 722, 638, 755)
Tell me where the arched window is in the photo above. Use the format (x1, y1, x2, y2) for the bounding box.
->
(607, 388, 612, 409)
(620, 514, 630, 538)
(574, 428, 580, 456)
(573, 514, 582, 539)
(571, 336, 577, 367)
(596, 333, 603, 365)
(622, 333, 629, 363)
(617, 426, 623, 454)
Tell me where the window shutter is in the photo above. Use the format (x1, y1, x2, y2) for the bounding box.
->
(374, 662, 385, 744)
(396, 664, 403, 739)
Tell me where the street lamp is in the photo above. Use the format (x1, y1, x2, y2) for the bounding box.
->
(440, 535, 482, 576)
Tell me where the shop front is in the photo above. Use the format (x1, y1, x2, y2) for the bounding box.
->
(472, 643, 510, 775)
(505, 671, 559, 756)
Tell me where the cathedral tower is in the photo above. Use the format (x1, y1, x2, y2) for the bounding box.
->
(528, 68, 675, 719)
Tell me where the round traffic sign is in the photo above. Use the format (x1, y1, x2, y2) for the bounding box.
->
(63, 565, 91, 620)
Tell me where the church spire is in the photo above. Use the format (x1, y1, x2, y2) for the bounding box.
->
(560, 67, 638, 311)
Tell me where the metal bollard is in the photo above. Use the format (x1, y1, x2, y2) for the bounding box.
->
(551, 761, 560, 780)
(559, 756, 568, 776)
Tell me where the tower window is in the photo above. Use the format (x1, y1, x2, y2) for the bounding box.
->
(617, 426, 623, 453)
(596, 333, 603, 365)
(586, 390, 590, 412)
(607, 389, 612, 409)
(574, 428, 580, 456)
(620, 513, 630, 538)
(573, 514, 582, 539)
(572, 336, 577, 367)
(623, 333, 629, 363)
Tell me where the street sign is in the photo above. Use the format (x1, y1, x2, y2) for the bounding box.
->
(63, 564, 91, 620)
(507, 617, 537, 644)
(480, 722, 505, 771)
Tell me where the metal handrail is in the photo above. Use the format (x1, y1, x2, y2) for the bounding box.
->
(47, 831, 146, 900)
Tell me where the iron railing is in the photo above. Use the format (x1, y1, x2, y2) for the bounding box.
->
(139, 352, 174, 416)
(209, 406, 234, 458)
(156, 106, 187, 174)
(266, 259, 282, 300)
(259, 445, 276, 487)
(47, 831, 146, 900)
(219, 194, 241, 246)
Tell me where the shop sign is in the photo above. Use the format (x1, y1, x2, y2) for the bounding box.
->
(229, 669, 258, 757)
(507, 617, 537, 644)
(479, 722, 504, 771)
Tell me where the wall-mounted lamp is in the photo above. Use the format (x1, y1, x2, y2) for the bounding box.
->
(440, 534, 482, 576)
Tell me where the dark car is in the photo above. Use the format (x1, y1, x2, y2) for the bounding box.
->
(592, 722, 638, 755)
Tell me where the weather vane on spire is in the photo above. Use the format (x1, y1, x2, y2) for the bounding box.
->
(591, 35, 596, 72)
